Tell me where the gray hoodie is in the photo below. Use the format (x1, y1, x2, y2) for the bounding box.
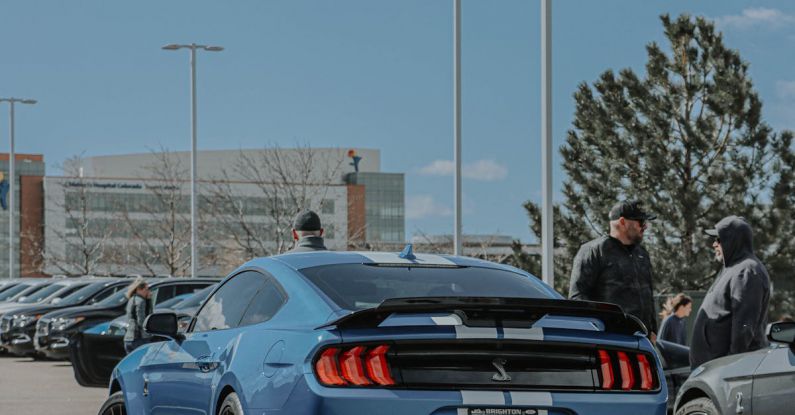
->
(690, 216, 770, 369)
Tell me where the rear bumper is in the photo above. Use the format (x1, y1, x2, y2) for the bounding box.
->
(256, 376, 668, 415)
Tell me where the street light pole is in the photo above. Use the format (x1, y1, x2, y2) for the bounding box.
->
(0, 97, 37, 279)
(453, 0, 463, 256)
(162, 43, 223, 278)
(541, 0, 554, 287)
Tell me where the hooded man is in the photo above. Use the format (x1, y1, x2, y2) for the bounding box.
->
(690, 216, 771, 369)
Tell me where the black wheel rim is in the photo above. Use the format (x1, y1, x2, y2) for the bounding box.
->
(103, 403, 126, 415)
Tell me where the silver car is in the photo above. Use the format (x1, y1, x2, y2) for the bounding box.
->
(674, 321, 795, 415)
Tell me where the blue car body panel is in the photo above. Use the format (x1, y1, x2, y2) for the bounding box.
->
(110, 252, 667, 415)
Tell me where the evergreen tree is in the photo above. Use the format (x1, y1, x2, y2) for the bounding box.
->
(522, 14, 795, 315)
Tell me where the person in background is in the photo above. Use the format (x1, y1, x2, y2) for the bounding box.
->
(288, 210, 328, 252)
(123, 277, 153, 354)
(690, 216, 771, 369)
(658, 293, 693, 346)
(569, 200, 658, 342)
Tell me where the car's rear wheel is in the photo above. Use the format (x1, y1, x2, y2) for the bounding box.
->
(218, 392, 244, 415)
(97, 391, 126, 415)
(675, 397, 719, 415)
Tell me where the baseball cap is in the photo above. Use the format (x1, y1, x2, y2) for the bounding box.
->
(608, 200, 657, 222)
(292, 210, 322, 231)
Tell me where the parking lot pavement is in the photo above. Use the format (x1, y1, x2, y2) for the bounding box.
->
(0, 354, 106, 415)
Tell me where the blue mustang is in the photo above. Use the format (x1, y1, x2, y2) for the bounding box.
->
(100, 250, 667, 415)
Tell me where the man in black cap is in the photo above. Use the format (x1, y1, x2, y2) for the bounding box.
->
(689, 216, 770, 369)
(289, 210, 328, 252)
(569, 200, 658, 341)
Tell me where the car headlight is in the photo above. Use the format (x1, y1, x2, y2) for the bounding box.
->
(12, 314, 40, 328)
(52, 316, 85, 331)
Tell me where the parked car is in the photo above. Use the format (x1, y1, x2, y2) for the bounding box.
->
(0, 278, 56, 305)
(100, 250, 668, 415)
(0, 279, 92, 349)
(70, 283, 217, 386)
(1, 278, 129, 357)
(37, 277, 217, 361)
(0, 279, 23, 296)
(674, 321, 795, 415)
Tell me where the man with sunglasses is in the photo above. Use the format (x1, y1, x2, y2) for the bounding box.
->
(689, 215, 771, 369)
(569, 200, 658, 342)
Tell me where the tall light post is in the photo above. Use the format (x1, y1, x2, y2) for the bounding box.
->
(453, 0, 463, 256)
(162, 43, 223, 278)
(0, 97, 37, 279)
(541, 0, 554, 287)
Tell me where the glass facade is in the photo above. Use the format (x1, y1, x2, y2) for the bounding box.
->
(345, 172, 405, 243)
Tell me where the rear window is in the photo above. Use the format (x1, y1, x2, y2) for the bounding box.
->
(300, 264, 555, 311)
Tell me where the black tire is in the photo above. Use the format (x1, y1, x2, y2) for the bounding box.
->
(675, 397, 719, 415)
(97, 391, 126, 415)
(218, 392, 244, 415)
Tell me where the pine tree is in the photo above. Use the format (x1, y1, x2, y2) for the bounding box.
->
(523, 14, 795, 315)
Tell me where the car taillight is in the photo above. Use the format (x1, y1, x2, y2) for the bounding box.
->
(315, 344, 395, 387)
(316, 348, 345, 386)
(597, 350, 614, 389)
(637, 354, 653, 391)
(617, 351, 635, 390)
(365, 345, 395, 386)
(597, 349, 656, 392)
(339, 346, 371, 385)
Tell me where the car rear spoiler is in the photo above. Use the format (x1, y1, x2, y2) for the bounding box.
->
(318, 297, 647, 336)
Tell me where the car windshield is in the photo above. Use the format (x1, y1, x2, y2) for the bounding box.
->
(0, 283, 33, 301)
(18, 283, 68, 303)
(173, 285, 215, 310)
(96, 290, 129, 307)
(299, 264, 556, 311)
(55, 282, 110, 305)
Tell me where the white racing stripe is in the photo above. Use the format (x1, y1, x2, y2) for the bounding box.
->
(461, 390, 506, 405)
(431, 314, 464, 325)
(358, 252, 457, 266)
(510, 392, 553, 407)
(502, 327, 544, 341)
(455, 326, 499, 339)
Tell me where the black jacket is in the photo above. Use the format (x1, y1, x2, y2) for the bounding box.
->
(569, 235, 657, 335)
(690, 216, 770, 369)
(289, 236, 328, 252)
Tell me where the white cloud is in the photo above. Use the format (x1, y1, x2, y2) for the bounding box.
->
(714, 8, 795, 30)
(776, 81, 795, 100)
(406, 195, 452, 220)
(418, 159, 508, 181)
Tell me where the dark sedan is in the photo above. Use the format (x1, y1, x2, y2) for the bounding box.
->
(37, 278, 217, 360)
(0, 279, 91, 350)
(3, 278, 129, 357)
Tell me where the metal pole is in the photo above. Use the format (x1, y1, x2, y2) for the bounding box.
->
(541, 0, 554, 287)
(190, 46, 198, 278)
(8, 102, 15, 279)
(453, 0, 463, 256)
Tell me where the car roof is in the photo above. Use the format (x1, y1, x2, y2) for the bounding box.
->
(264, 250, 525, 274)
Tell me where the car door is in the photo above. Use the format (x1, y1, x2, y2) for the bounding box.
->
(144, 272, 266, 415)
(751, 345, 795, 414)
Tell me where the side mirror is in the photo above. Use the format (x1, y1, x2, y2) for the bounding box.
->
(768, 321, 795, 345)
(144, 312, 184, 342)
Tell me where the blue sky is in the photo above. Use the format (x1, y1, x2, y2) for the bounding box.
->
(2, 0, 795, 242)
